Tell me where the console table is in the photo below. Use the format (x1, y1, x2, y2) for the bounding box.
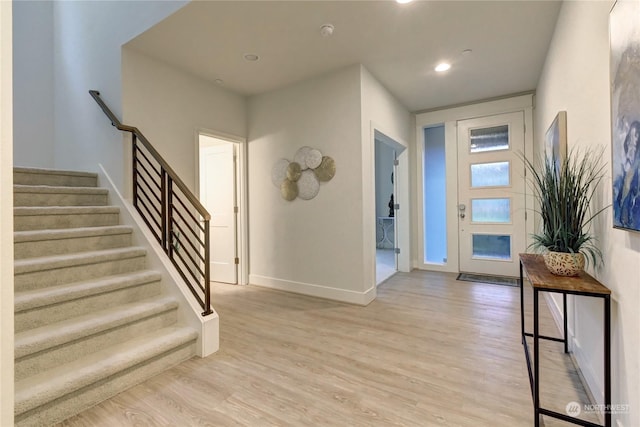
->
(519, 253, 611, 427)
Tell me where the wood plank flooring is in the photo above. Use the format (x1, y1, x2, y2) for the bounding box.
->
(56, 270, 598, 427)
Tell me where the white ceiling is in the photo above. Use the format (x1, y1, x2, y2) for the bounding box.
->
(126, 0, 561, 112)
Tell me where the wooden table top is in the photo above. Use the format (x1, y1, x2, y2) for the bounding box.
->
(519, 253, 611, 295)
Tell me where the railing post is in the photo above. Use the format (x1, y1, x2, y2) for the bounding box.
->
(132, 135, 138, 208)
(166, 176, 173, 257)
(161, 168, 168, 252)
(203, 219, 212, 316)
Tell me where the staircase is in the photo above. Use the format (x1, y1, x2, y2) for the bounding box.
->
(13, 167, 198, 426)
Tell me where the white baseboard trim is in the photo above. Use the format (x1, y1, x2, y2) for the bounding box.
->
(543, 293, 567, 341)
(572, 336, 604, 405)
(250, 274, 376, 306)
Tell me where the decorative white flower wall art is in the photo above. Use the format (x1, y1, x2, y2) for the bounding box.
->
(271, 146, 336, 201)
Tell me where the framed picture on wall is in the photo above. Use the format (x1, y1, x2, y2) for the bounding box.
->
(544, 111, 567, 169)
(610, 0, 640, 232)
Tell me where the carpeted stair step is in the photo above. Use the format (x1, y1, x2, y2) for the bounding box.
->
(15, 296, 180, 381)
(14, 326, 197, 427)
(14, 206, 120, 231)
(14, 185, 109, 207)
(14, 167, 98, 188)
(14, 225, 133, 259)
(14, 247, 147, 292)
(15, 270, 162, 332)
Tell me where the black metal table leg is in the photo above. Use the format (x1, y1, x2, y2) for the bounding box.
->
(534, 288, 540, 427)
(563, 293, 568, 353)
(520, 261, 525, 345)
(604, 295, 611, 427)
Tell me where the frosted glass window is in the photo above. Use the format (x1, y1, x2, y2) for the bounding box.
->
(472, 234, 511, 260)
(423, 125, 447, 264)
(469, 125, 509, 153)
(471, 161, 510, 187)
(471, 198, 511, 223)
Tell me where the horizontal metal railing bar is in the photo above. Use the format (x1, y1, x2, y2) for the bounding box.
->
(171, 209, 206, 248)
(90, 90, 210, 221)
(135, 160, 162, 191)
(171, 231, 206, 278)
(172, 191, 206, 234)
(135, 146, 162, 178)
(136, 196, 162, 232)
(170, 257, 205, 307)
(172, 221, 206, 264)
(172, 246, 205, 290)
(134, 204, 162, 245)
(136, 173, 163, 208)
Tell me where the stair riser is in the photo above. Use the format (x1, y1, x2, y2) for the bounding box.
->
(15, 256, 147, 292)
(14, 212, 119, 231)
(16, 308, 178, 381)
(14, 192, 108, 207)
(14, 232, 132, 259)
(14, 171, 97, 188)
(15, 280, 162, 332)
(15, 341, 195, 426)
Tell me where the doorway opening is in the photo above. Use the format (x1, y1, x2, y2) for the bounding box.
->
(375, 137, 397, 284)
(198, 132, 246, 285)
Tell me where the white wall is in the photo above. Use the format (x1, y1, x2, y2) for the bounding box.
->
(248, 65, 370, 303)
(535, 1, 639, 425)
(52, 0, 187, 192)
(13, 0, 54, 168)
(122, 48, 246, 195)
(360, 66, 412, 275)
(1, 1, 14, 424)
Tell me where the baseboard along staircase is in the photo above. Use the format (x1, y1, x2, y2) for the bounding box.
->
(13, 167, 198, 426)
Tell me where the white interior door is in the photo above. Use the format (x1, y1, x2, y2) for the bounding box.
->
(200, 140, 237, 284)
(457, 111, 526, 277)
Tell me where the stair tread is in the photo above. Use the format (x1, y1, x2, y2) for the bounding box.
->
(13, 185, 108, 195)
(14, 225, 133, 243)
(13, 167, 98, 179)
(15, 295, 179, 359)
(14, 206, 119, 215)
(15, 270, 162, 312)
(14, 246, 146, 274)
(14, 326, 197, 415)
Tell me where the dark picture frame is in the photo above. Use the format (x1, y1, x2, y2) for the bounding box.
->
(544, 111, 567, 171)
(610, 0, 640, 232)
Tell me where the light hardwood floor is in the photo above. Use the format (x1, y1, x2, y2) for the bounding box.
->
(56, 270, 598, 427)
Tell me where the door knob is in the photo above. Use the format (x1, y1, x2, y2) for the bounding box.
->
(458, 203, 466, 219)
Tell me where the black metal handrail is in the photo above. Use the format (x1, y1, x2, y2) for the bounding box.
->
(89, 90, 212, 316)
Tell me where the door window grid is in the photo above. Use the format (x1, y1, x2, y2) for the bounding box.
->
(469, 124, 510, 153)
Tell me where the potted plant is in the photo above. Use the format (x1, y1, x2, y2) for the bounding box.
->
(521, 147, 608, 276)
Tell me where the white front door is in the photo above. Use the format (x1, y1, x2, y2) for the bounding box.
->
(200, 140, 237, 284)
(457, 111, 526, 277)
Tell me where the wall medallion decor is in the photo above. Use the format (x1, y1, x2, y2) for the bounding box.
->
(271, 158, 290, 187)
(271, 147, 336, 201)
(611, 0, 640, 232)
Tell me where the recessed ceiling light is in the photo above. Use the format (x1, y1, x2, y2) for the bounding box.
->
(396, 0, 413, 3)
(435, 62, 451, 72)
(462, 49, 473, 56)
(214, 79, 224, 85)
(243, 53, 259, 62)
